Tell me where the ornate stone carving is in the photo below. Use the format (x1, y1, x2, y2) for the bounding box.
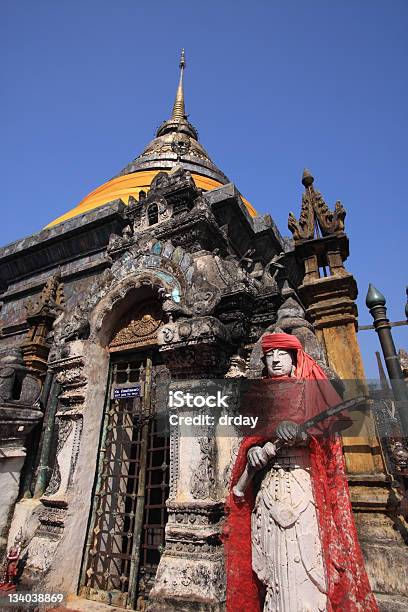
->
(109, 299, 164, 352)
(42, 413, 82, 501)
(44, 418, 74, 496)
(41, 351, 86, 518)
(37, 504, 67, 538)
(158, 316, 229, 350)
(22, 271, 65, 375)
(187, 272, 221, 316)
(169, 428, 180, 500)
(261, 252, 286, 289)
(53, 355, 87, 409)
(225, 355, 247, 379)
(59, 306, 90, 343)
(150, 499, 226, 609)
(222, 437, 241, 489)
(171, 132, 191, 158)
(107, 224, 134, 254)
(190, 437, 217, 500)
(288, 169, 346, 242)
(24, 272, 64, 320)
(288, 197, 314, 242)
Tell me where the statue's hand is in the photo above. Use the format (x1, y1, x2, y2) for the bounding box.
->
(275, 420, 305, 445)
(247, 445, 271, 470)
(263, 441, 277, 458)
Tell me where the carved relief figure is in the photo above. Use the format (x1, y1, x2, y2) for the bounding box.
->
(223, 333, 378, 612)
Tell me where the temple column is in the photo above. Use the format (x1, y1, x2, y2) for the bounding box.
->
(298, 271, 383, 475)
(147, 322, 232, 611)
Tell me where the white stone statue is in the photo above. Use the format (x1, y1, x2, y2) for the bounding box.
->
(224, 333, 377, 612)
(247, 346, 327, 612)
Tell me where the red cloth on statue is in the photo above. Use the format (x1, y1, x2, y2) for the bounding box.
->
(222, 333, 378, 612)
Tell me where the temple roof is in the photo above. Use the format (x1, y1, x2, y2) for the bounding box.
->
(46, 51, 256, 228)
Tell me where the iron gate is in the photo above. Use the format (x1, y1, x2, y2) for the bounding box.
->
(80, 352, 170, 610)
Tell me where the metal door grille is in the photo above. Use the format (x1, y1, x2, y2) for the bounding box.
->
(137, 413, 170, 604)
(81, 356, 169, 609)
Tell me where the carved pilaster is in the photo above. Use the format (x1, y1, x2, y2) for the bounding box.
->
(149, 364, 226, 609)
(39, 352, 86, 536)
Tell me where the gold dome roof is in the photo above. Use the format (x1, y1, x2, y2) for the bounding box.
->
(46, 50, 257, 228)
(47, 170, 256, 227)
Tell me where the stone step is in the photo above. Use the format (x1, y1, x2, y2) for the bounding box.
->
(376, 592, 408, 612)
(62, 595, 126, 612)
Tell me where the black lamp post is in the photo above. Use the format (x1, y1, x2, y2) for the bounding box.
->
(405, 286, 408, 321)
(366, 284, 408, 435)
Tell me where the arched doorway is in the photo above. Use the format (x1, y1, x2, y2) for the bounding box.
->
(80, 295, 170, 610)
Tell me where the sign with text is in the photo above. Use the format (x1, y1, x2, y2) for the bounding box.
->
(113, 384, 143, 399)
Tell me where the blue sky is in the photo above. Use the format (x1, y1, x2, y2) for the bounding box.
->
(1, 1, 407, 377)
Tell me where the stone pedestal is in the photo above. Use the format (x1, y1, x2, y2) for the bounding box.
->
(349, 475, 408, 611)
(148, 501, 225, 611)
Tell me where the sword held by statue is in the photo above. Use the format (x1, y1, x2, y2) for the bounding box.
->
(232, 396, 372, 500)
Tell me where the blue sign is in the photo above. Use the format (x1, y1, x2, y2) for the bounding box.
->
(114, 385, 142, 399)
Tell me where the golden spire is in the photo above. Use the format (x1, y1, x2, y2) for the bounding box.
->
(171, 49, 186, 121)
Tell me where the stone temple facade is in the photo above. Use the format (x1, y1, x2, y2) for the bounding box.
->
(0, 53, 407, 611)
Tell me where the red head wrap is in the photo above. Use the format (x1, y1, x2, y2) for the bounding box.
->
(261, 332, 302, 353)
(261, 332, 327, 381)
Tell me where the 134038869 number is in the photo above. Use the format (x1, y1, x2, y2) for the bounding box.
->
(1, 592, 65, 605)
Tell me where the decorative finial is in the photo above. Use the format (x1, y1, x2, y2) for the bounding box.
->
(180, 48, 186, 70)
(171, 49, 186, 122)
(302, 168, 314, 188)
(366, 283, 386, 309)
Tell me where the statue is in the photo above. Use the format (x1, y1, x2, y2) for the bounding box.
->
(0, 536, 22, 592)
(223, 333, 378, 612)
(0, 350, 41, 406)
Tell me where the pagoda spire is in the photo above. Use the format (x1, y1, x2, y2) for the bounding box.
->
(156, 49, 198, 140)
(171, 49, 186, 121)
